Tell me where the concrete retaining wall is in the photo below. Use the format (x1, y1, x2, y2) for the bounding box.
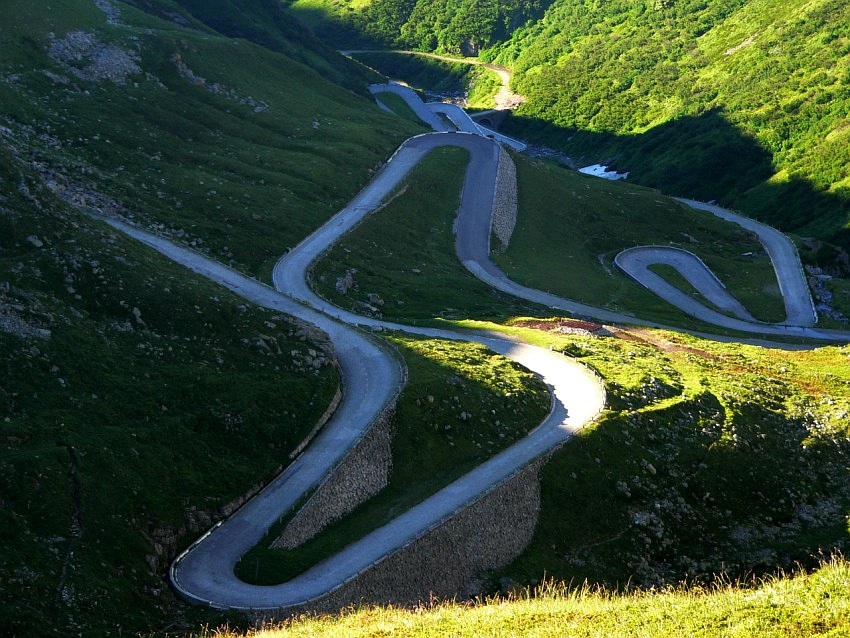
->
(272, 404, 396, 549)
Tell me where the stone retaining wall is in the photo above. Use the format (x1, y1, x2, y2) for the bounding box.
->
(272, 404, 396, 549)
(262, 454, 548, 619)
(491, 147, 518, 252)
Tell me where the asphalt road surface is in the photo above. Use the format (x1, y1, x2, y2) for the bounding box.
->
(89, 82, 849, 612)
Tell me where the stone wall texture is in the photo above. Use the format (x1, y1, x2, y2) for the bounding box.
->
(260, 454, 548, 620)
(491, 146, 518, 252)
(272, 404, 396, 549)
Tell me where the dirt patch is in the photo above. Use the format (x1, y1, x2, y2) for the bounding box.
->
(614, 326, 719, 361)
(511, 317, 608, 337)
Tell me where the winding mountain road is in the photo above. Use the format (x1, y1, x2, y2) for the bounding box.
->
(91, 80, 849, 612)
(348, 49, 526, 110)
(164, 129, 606, 609)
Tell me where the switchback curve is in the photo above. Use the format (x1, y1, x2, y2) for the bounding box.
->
(112, 81, 848, 613)
(165, 131, 606, 609)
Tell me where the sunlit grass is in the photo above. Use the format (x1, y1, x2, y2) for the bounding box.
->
(205, 557, 850, 637)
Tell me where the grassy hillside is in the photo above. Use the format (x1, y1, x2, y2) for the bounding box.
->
(4, 0, 850, 635)
(202, 556, 850, 637)
(0, 141, 341, 635)
(0, 0, 418, 278)
(493, 321, 850, 591)
(0, 0, 409, 634)
(289, 0, 850, 261)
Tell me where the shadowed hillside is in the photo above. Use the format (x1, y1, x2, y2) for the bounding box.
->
(0, 0, 413, 633)
(289, 0, 850, 258)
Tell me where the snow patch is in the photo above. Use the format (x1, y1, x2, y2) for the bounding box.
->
(579, 164, 629, 181)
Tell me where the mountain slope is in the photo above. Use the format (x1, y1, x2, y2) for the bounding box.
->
(0, 0, 416, 633)
(290, 0, 850, 257)
(0, 0, 418, 276)
(127, 0, 377, 91)
(497, 0, 850, 250)
(3, 0, 850, 634)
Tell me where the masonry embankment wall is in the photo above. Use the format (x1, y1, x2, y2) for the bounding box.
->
(491, 146, 518, 252)
(272, 404, 396, 549)
(260, 454, 548, 621)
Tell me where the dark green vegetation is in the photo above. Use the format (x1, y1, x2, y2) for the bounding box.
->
(355, 52, 472, 97)
(496, 0, 850, 253)
(292, 0, 850, 263)
(289, 0, 553, 55)
(0, 0, 418, 279)
(312, 147, 548, 324)
(0, 142, 339, 634)
(126, 0, 369, 91)
(236, 334, 550, 585)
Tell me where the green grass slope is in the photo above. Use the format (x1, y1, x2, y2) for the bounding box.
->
(289, 0, 850, 262)
(0, 0, 419, 278)
(205, 556, 850, 637)
(0, 142, 340, 634)
(495, 322, 850, 591)
(128, 0, 376, 92)
(0, 0, 416, 633)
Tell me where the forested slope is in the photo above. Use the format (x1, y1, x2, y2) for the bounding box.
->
(290, 0, 850, 257)
(287, 0, 555, 54)
(495, 0, 850, 252)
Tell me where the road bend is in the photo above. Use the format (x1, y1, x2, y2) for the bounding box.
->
(100, 81, 847, 612)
